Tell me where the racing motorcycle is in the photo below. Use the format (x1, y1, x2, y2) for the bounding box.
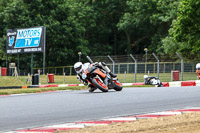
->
(85, 64, 123, 92)
(144, 75, 163, 87)
(85, 57, 123, 92)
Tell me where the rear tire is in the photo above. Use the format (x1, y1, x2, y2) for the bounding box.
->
(92, 78, 108, 92)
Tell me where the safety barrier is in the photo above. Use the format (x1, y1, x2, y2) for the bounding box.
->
(162, 82, 169, 87)
(1, 80, 200, 90)
(132, 83, 145, 85)
(48, 84, 58, 87)
(195, 80, 200, 86)
(39, 85, 49, 88)
(169, 81, 181, 87)
(181, 81, 196, 86)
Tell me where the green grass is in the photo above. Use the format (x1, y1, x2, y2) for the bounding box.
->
(0, 72, 197, 95)
(0, 75, 80, 86)
(0, 86, 88, 95)
(0, 72, 197, 86)
(0, 85, 155, 95)
(117, 72, 197, 83)
(0, 75, 157, 95)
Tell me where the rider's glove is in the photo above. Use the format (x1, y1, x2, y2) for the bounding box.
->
(83, 80, 88, 86)
(94, 62, 100, 67)
(94, 62, 104, 69)
(101, 62, 106, 66)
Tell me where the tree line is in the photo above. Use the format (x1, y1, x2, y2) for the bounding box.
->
(0, 0, 199, 72)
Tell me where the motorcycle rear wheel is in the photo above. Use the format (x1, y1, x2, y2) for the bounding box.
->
(92, 78, 108, 92)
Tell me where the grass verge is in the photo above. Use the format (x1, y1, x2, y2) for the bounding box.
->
(0, 86, 88, 95)
(0, 72, 197, 87)
(0, 85, 152, 95)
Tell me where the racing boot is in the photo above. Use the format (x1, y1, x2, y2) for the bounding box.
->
(88, 84, 97, 92)
(109, 72, 117, 78)
(101, 62, 117, 78)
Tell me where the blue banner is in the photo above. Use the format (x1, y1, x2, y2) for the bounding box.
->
(6, 26, 45, 54)
(15, 28, 42, 48)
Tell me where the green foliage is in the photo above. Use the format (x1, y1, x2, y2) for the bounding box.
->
(0, 0, 199, 72)
(0, 0, 90, 69)
(162, 0, 200, 60)
(117, 0, 180, 54)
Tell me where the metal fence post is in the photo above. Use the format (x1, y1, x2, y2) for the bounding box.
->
(176, 52, 183, 81)
(108, 55, 115, 74)
(130, 54, 137, 83)
(18, 54, 20, 76)
(124, 71, 126, 83)
(152, 53, 159, 78)
(31, 53, 33, 75)
(70, 67, 72, 76)
(118, 64, 120, 74)
(64, 72, 66, 84)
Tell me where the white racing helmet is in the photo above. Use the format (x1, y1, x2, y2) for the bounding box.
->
(74, 62, 83, 74)
(144, 75, 148, 79)
(196, 63, 200, 69)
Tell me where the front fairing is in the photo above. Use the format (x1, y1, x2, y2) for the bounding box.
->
(85, 64, 107, 79)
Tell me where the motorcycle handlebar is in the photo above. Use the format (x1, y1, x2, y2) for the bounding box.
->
(86, 56, 94, 64)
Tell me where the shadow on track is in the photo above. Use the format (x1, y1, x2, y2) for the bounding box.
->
(78, 90, 120, 94)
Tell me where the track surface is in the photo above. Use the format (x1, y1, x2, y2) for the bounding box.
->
(1, 86, 200, 132)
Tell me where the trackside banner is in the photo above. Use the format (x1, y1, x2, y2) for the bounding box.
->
(6, 26, 45, 54)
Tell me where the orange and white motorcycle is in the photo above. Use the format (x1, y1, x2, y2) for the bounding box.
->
(84, 63, 123, 92)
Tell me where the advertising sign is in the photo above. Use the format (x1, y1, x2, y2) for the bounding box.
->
(6, 26, 45, 54)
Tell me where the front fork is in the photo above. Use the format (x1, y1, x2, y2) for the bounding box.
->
(104, 74, 116, 88)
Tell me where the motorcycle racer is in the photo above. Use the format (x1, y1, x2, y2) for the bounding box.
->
(74, 62, 117, 92)
(144, 75, 157, 85)
(144, 75, 163, 87)
(196, 63, 200, 79)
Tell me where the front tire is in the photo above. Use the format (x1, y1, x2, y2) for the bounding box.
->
(113, 81, 123, 91)
(158, 83, 164, 87)
(88, 84, 97, 92)
(92, 78, 108, 92)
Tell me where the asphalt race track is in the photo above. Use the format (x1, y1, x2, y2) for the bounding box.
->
(1, 86, 200, 132)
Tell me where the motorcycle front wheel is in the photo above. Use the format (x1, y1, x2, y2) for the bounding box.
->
(92, 78, 108, 92)
(113, 81, 123, 91)
(158, 83, 164, 87)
